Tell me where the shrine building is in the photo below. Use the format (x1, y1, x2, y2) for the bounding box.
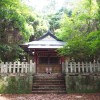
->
(21, 31, 65, 73)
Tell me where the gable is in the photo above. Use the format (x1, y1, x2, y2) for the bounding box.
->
(40, 35, 57, 41)
(36, 31, 62, 41)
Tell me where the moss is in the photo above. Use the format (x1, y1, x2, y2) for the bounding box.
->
(0, 79, 6, 93)
(66, 75, 100, 93)
(0, 75, 32, 94)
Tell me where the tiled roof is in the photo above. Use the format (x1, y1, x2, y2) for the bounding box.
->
(21, 31, 65, 49)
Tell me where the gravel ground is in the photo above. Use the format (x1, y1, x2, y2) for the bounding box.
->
(0, 93, 100, 100)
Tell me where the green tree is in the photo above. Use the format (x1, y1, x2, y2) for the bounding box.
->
(0, 0, 36, 61)
(58, 0, 100, 61)
(86, 31, 100, 61)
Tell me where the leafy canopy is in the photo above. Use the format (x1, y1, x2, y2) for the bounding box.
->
(58, 0, 100, 61)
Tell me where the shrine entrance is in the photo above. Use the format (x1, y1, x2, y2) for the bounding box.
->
(36, 51, 62, 73)
(37, 57, 62, 73)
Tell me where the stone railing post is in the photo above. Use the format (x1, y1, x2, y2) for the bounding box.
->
(29, 60, 36, 74)
(65, 60, 69, 73)
(62, 62, 65, 73)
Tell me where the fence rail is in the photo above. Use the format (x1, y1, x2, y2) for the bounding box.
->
(65, 61, 100, 73)
(0, 60, 36, 74)
(0, 60, 100, 74)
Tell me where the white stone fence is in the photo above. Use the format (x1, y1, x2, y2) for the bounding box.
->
(0, 60, 36, 75)
(65, 61, 100, 74)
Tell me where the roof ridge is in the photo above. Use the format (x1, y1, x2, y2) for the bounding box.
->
(36, 31, 62, 41)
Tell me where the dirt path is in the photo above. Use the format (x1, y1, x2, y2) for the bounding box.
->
(0, 93, 100, 100)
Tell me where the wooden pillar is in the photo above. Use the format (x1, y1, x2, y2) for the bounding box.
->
(27, 49, 30, 62)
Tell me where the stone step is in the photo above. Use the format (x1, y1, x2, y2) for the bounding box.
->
(33, 78, 64, 82)
(33, 83, 65, 85)
(32, 85, 66, 91)
(32, 73, 66, 94)
(32, 87, 66, 90)
(32, 90, 66, 94)
(32, 84, 65, 87)
(34, 73, 64, 79)
(34, 78, 64, 80)
(34, 77, 64, 79)
(33, 80, 65, 84)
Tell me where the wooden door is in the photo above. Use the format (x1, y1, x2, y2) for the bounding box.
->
(37, 64, 62, 73)
(37, 57, 62, 73)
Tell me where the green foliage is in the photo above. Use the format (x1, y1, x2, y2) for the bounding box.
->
(0, 44, 24, 62)
(0, 76, 31, 94)
(58, 35, 90, 61)
(0, 77, 6, 93)
(87, 31, 100, 56)
(0, 0, 36, 61)
(30, 16, 49, 39)
(58, 0, 100, 61)
(47, 10, 63, 33)
(0, 0, 100, 62)
(0, 0, 35, 40)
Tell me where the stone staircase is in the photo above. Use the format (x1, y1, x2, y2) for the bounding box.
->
(32, 73, 66, 94)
